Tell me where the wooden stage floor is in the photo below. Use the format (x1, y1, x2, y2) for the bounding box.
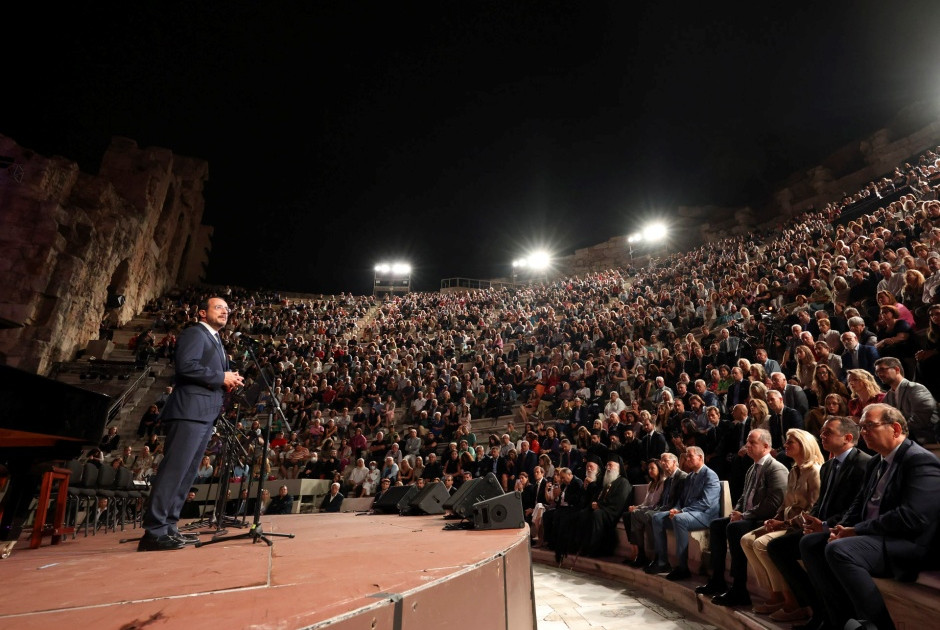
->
(0, 513, 535, 630)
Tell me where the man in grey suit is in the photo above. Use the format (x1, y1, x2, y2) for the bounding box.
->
(139, 297, 244, 551)
(648, 446, 721, 580)
(876, 357, 939, 444)
(702, 429, 788, 606)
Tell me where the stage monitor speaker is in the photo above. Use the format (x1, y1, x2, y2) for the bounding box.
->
(372, 485, 418, 514)
(444, 472, 504, 519)
(406, 481, 450, 515)
(472, 491, 525, 530)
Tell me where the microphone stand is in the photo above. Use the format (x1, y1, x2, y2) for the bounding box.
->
(196, 337, 294, 548)
(180, 416, 248, 534)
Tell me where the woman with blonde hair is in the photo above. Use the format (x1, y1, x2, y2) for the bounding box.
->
(845, 368, 886, 420)
(746, 398, 770, 431)
(793, 346, 817, 405)
(748, 363, 767, 384)
(900, 269, 927, 328)
(748, 380, 769, 404)
(741, 428, 823, 622)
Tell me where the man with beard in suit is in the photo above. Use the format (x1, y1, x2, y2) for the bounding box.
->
(577, 454, 633, 557)
(138, 297, 243, 552)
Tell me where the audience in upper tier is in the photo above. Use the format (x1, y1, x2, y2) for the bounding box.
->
(106, 144, 940, 630)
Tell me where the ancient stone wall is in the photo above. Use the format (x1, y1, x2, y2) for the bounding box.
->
(0, 135, 211, 374)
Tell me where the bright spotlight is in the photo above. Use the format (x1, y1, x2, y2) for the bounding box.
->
(374, 264, 390, 273)
(642, 222, 667, 242)
(391, 263, 411, 274)
(627, 232, 641, 244)
(512, 259, 527, 268)
(528, 250, 551, 270)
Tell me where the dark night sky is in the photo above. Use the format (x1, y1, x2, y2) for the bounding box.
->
(5, 2, 940, 294)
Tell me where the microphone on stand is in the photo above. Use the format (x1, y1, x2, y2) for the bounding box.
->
(233, 332, 262, 346)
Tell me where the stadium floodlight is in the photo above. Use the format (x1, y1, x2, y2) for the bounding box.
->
(373, 261, 412, 297)
(642, 222, 668, 242)
(527, 250, 551, 270)
(512, 258, 528, 268)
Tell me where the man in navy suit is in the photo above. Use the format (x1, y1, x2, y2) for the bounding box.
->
(840, 331, 879, 382)
(648, 446, 721, 579)
(800, 404, 940, 629)
(139, 297, 243, 551)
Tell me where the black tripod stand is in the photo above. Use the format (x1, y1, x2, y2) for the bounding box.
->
(196, 337, 294, 548)
(179, 417, 249, 534)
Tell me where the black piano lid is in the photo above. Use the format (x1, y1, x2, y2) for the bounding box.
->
(0, 364, 112, 446)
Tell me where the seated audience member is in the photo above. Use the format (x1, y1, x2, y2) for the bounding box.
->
(266, 485, 294, 514)
(647, 446, 720, 579)
(623, 455, 685, 567)
(875, 356, 940, 444)
(319, 482, 344, 513)
(576, 454, 633, 557)
(347, 458, 370, 497)
(770, 372, 809, 420)
(840, 331, 880, 381)
(740, 429, 823, 623)
(542, 466, 584, 560)
(699, 429, 788, 605)
(765, 390, 804, 463)
(766, 416, 871, 630)
(800, 404, 940, 630)
(99, 426, 120, 454)
(914, 304, 940, 399)
(522, 465, 549, 539)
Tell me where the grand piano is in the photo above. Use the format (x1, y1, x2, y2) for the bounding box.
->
(0, 364, 111, 544)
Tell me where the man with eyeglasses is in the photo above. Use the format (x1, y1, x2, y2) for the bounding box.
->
(799, 404, 940, 630)
(876, 357, 939, 444)
(139, 297, 243, 551)
(764, 416, 871, 630)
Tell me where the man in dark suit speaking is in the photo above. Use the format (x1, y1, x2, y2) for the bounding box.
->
(138, 297, 244, 551)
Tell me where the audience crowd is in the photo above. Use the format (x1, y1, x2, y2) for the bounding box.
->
(101, 146, 940, 630)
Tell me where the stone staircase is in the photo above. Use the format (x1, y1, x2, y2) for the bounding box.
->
(98, 313, 175, 449)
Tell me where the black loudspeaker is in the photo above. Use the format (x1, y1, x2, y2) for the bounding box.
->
(406, 481, 450, 515)
(472, 491, 525, 530)
(444, 473, 504, 519)
(372, 485, 418, 514)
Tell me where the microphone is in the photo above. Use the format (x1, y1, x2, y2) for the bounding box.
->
(233, 332, 262, 346)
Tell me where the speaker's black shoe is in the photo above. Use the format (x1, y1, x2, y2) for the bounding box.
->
(643, 561, 671, 574)
(711, 589, 752, 607)
(137, 533, 186, 552)
(665, 566, 692, 581)
(626, 553, 648, 567)
(694, 580, 727, 596)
